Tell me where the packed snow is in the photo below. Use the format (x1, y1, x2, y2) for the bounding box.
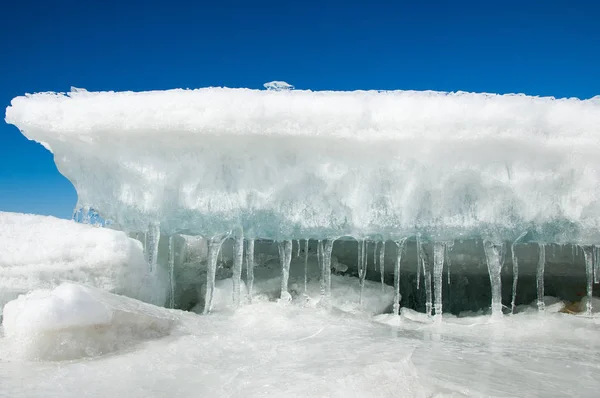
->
(0, 211, 167, 312)
(6, 88, 600, 241)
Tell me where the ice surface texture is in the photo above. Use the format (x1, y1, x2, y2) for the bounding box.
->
(0, 212, 167, 311)
(2, 283, 176, 360)
(6, 88, 600, 242)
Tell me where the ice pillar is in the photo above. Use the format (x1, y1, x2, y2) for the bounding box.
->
(483, 241, 505, 318)
(245, 239, 255, 303)
(393, 238, 407, 316)
(278, 240, 293, 301)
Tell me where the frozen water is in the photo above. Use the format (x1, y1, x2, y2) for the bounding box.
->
(2, 283, 176, 361)
(6, 88, 600, 242)
(1, 283, 599, 396)
(0, 211, 166, 311)
(263, 80, 294, 91)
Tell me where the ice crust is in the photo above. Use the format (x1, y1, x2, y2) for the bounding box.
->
(2, 283, 177, 360)
(5, 88, 600, 242)
(0, 212, 167, 311)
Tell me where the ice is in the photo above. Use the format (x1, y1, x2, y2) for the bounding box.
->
(2, 283, 176, 361)
(231, 232, 243, 307)
(416, 235, 422, 290)
(278, 240, 293, 302)
(6, 88, 600, 243)
(537, 243, 546, 311)
(510, 231, 528, 313)
(263, 81, 294, 91)
(146, 222, 160, 272)
(0, 211, 166, 311)
(483, 241, 505, 318)
(1, 284, 599, 396)
(433, 242, 445, 317)
(582, 245, 595, 316)
(393, 238, 407, 316)
(357, 239, 368, 305)
(320, 240, 334, 306)
(594, 245, 600, 284)
(203, 236, 227, 314)
(168, 235, 175, 308)
(245, 239, 255, 303)
(303, 239, 308, 293)
(378, 241, 386, 292)
(419, 243, 433, 316)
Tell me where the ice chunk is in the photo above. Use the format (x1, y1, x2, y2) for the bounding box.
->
(0, 211, 166, 311)
(263, 81, 294, 91)
(2, 283, 176, 361)
(6, 88, 600, 242)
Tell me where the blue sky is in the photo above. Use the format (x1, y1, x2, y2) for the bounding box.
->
(1, 0, 599, 219)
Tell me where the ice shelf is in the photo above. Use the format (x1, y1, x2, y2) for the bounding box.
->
(5, 87, 600, 242)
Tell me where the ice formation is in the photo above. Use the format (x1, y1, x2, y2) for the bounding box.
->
(2, 283, 176, 360)
(0, 211, 166, 312)
(4, 87, 600, 318)
(6, 88, 600, 243)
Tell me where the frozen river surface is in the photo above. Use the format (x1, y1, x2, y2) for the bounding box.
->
(1, 301, 599, 398)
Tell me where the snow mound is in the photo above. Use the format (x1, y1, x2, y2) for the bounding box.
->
(6, 88, 600, 242)
(0, 212, 167, 312)
(2, 283, 177, 361)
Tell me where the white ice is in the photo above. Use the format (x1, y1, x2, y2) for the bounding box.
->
(6, 88, 600, 241)
(2, 283, 176, 361)
(1, 282, 599, 397)
(0, 212, 167, 312)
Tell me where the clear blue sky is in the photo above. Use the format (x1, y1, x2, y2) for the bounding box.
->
(1, 0, 599, 219)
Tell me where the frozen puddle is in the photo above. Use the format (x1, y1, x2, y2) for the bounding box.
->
(0, 284, 599, 397)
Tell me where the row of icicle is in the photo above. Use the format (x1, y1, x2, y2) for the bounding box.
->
(141, 226, 599, 318)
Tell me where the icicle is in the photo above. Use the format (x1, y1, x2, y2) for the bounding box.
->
(317, 240, 324, 298)
(571, 244, 575, 264)
(278, 240, 293, 301)
(303, 239, 309, 293)
(433, 242, 445, 317)
(296, 239, 300, 258)
(357, 239, 368, 305)
(582, 245, 594, 316)
(419, 243, 432, 316)
(203, 235, 227, 314)
(483, 240, 505, 318)
(373, 241, 379, 271)
(594, 245, 600, 283)
(379, 241, 386, 293)
(231, 231, 244, 308)
(393, 238, 407, 316)
(510, 231, 528, 314)
(445, 241, 453, 285)
(168, 235, 175, 309)
(416, 235, 422, 290)
(146, 222, 160, 272)
(320, 239, 334, 306)
(536, 243, 546, 312)
(245, 239, 255, 303)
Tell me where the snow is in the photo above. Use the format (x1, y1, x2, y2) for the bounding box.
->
(1, 283, 599, 396)
(2, 283, 176, 361)
(6, 88, 600, 242)
(0, 212, 167, 312)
